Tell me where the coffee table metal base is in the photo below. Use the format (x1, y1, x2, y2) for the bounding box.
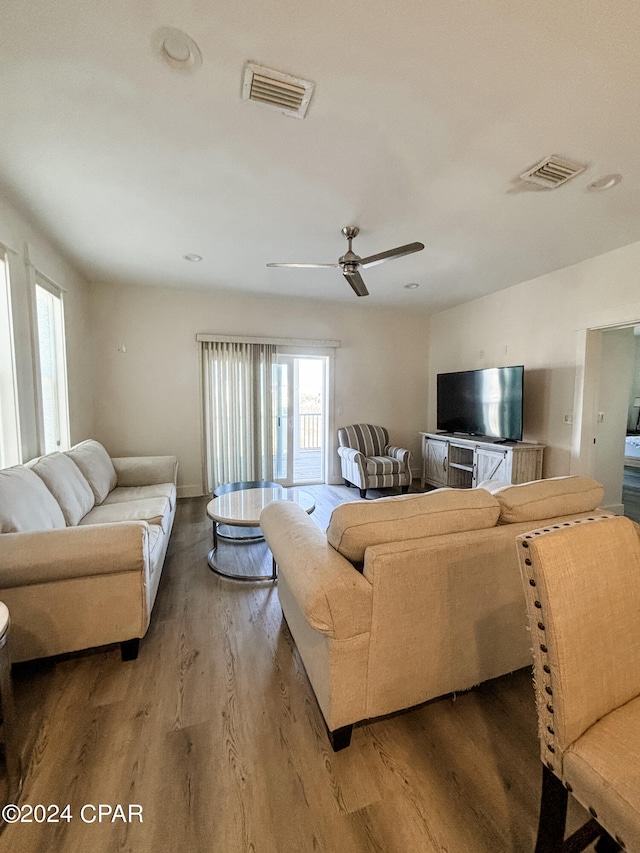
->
(206, 487, 314, 582)
(207, 522, 277, 582)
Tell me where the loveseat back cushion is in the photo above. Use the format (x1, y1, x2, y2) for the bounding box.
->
(0, 466, 66, 533)
(327, 487, 500, 564)
(65, 440, 117, 505)
(491, 475, 604, 524)
(28, 452, 95, 526)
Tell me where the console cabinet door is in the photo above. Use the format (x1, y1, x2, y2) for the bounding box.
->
(473, 447, 511, 487)
(425, 437, 448, 487)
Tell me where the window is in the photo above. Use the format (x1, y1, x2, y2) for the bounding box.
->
(35, 277, 70, 453)
(0, 251, 21, 467)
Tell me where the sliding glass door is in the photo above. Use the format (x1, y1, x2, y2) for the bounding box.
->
(273, 356, 327, 486)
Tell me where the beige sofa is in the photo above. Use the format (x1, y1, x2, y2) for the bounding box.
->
(0, 440, 178, 663)
(260, 476, 607, 749)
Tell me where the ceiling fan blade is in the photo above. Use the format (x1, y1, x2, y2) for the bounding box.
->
(359, 242, 425, 268)
(343, 269, 369, 297)
(266, 262, 340, 269)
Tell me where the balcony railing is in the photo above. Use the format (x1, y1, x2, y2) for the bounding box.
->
(299, 413, 321, 451)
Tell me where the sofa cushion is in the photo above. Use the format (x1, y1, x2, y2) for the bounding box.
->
(490, 476, 604, 524)
(65, 440, 117, 504)
(28, 452, 95, 526)
(79, 496, 172, 534)
(327, 487, 500, 564)
(102, 483, 177, 513)
(0, 466, 66, 533)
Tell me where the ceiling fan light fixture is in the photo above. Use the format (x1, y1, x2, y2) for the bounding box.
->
(404, 282, 420, 290)
(183, 253, 203, 262)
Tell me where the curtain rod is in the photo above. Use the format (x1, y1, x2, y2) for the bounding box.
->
(196, 333, 340, 347)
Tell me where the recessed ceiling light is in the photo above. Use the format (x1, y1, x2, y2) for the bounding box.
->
(586, 174, 622, 192)
(184, 253, 202, 262)
(152, 28, 202, 73)
(404, 282, 420, 290)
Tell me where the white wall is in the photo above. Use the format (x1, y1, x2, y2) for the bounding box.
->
(89, 282, 431, 496)
(428, 240, 640, 480)
(0, 194, 94, 461)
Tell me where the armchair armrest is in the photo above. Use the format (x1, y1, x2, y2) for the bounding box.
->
(386, 446, 412, 466)
(336, 445, 367, 488)
(111, 455, 178, 487)
(337, 446, 364, 464)
(0, 522, 149, 588)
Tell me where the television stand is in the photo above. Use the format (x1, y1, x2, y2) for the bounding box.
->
(419, 432, 545, 490)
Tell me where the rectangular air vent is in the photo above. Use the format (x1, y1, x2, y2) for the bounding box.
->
(519, 155, 586, 189)
(242, 62, 314, 119)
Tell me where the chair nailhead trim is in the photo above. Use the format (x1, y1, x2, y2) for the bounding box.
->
(529, 577, 536, 585)
(540, 644, 547, 652)
(589, 806, 597, 817)
(534, 601, 542, 609)
(538, 622, 545, 631)
(546, 703, 554, 714)
(615, 836, 626, 849)
(543, 664, 551, 673)
(547, 725, 554, 735)
(565, 782, 572, 792)
(525, 558, 532, 566)
(547, 744, 555, 753)
(545, 686, 553, 695)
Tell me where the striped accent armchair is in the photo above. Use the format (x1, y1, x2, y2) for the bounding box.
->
(337, 424, 412, 499)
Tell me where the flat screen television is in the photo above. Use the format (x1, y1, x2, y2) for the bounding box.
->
(436, 365, 524, 442)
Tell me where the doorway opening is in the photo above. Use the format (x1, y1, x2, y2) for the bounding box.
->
(575, 323, 640, 521)
(273, 355, 328, 486)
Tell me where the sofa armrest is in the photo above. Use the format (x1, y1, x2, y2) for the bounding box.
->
(0, 522, 149, 588)
(260, 501, 372, 639)
(111, 455, 178, 487)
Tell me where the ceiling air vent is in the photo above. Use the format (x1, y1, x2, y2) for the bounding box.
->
(519, 155, 587, 189)
(242, 62, 315, 119)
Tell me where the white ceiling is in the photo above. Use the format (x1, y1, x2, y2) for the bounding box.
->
(2, 0, 640, 311)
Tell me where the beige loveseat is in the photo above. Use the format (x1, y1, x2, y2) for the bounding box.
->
(0, 440, 178, 663)
(261, 476, 606, 749)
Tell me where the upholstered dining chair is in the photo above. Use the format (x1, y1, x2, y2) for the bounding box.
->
(337, 424, 412, 499)
(516, 514, 640, 853)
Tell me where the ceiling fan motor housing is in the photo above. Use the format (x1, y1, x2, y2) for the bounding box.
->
(342, 225, 359, 240)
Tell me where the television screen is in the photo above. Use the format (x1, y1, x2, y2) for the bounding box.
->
(436, 365, 524, 441)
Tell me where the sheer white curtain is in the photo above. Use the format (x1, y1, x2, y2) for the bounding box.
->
(201, 341, 275, 491)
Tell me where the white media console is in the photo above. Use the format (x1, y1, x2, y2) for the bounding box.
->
(420, 432, 545, 490)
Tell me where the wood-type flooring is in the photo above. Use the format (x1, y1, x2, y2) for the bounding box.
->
(0, 484, 597, 852)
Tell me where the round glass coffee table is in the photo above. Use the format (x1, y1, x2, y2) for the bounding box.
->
(206, 486, 315, 581)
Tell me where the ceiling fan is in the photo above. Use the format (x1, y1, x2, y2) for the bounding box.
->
(267, 226, 425, 297)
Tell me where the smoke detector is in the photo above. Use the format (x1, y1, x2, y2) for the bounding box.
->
(242, 63, 315, 119)
(519, 155, 587, 189)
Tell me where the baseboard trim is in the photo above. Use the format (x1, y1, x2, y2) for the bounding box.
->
(178, 485, 206, 498)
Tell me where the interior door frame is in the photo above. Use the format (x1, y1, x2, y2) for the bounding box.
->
(571, 312, 640, 479)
